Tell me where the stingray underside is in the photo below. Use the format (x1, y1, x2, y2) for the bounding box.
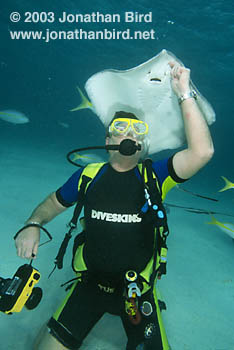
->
(85, 49, 215, 154)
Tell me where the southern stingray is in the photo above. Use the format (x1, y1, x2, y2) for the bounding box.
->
(72, 49, 215, 155)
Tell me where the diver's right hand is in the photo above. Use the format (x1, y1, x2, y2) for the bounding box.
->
(15, 226, 40, 259)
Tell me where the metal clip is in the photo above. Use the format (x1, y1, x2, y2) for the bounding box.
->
(127, 282, 141, 298)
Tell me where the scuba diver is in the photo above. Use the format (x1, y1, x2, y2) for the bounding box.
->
(15, 62, 214, 350)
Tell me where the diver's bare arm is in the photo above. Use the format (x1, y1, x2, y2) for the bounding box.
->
(169, 61, 214, 179)
(25, 192, 67, 225)
(15, 193, 67, 259)
(173, 97, 214, 179)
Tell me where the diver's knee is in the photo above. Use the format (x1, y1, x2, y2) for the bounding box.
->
(35, 328, 71, 350)
(33, 323, 64, 350)
(33, 323, 47, 350)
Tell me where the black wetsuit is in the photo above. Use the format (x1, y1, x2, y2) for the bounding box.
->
(83, 164, 154, 278)
(48, 159, 185, 350)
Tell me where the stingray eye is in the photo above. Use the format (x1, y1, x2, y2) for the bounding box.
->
(150, 78, 161, 82)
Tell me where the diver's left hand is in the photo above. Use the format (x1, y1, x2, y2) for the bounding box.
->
(169, 61, 191, 97)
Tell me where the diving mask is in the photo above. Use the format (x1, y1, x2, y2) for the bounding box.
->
(109, 118, 149, 140)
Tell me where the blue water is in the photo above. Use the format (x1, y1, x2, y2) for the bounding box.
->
(1, 1, 233, 166)
(1, 1, 234, 349)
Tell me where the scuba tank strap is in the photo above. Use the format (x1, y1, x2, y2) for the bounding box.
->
(49, 174, 92, 278)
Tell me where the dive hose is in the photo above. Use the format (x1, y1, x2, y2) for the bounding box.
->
(67, 139, 141, 167)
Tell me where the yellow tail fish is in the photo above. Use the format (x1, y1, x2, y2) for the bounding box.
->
(219, 176, 234, 192)
(72, 153, 92, 161)
(70, 87, 93, 112)
(207, 215, 234, 240)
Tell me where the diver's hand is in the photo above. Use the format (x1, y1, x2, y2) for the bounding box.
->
(15, 226, 40, 259)
(169, 61, 191, 97)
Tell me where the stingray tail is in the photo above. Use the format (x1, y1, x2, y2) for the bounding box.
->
(70, 87, 93, 112)
(219, 176, 234, 192)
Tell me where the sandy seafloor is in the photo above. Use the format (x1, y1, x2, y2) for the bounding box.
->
(1, 130, 234, 350)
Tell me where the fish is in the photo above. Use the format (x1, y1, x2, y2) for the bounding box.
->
(71, 49, 216, 155)
(72, 152, 105, 164)
(218, 176, 234, 192)
(72, 153, 93, 161)
(70, 87, 93, 112)
(58, 121, 70, 128)
(0, 110, 29, 124)
(206, 215, 234, 240)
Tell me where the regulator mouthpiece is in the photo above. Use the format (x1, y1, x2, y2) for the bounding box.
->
(106, 139, 141, 156)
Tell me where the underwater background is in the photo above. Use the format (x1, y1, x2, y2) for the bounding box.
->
(0, 1, 234, 349)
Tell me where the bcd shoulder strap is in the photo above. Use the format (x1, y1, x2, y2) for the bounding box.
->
(140, 159, 169, 283)
(50, 163, 106, 277)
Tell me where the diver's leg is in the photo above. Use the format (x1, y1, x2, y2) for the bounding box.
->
(121, 289, 170, 350)
(33, 324, 69, 350)
(143, 287, 170, 350)
(34, 279, 105, 350)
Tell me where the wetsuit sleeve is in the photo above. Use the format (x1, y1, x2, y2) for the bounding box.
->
(152, 155, 188, 201)
(55, 168, 84, 207)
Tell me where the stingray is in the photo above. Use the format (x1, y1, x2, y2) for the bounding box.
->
(72, 49, 216, 155)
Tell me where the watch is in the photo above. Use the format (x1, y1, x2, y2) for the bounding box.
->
(178, 90, 197, 104)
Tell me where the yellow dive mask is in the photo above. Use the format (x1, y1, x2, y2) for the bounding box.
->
(109, 118, 149, 140)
